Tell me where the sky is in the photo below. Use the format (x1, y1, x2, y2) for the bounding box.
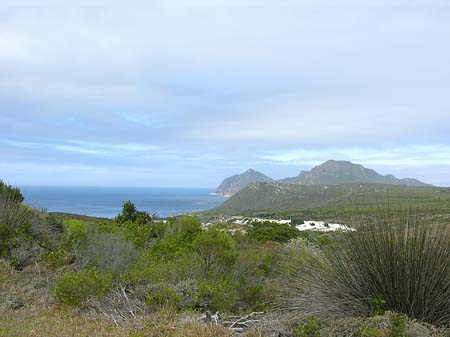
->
(1, 0, 450, 187)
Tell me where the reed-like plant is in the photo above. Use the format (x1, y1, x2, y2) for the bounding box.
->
(0, 185, 31, 229)
(279, 211, 450, 326)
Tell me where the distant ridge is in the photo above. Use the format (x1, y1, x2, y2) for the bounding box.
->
(218, 182, 449, 211)
(214, 169, 274, 196)
(279, 160, 432, 187)
(214, 160, 432, 198)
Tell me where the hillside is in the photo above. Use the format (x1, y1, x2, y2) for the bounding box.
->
(218, 181, 450, 211)
(279, 160, 432, 186)
(214, 168, 274, 196)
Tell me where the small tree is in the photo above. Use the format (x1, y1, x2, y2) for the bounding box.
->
(115, 200, 152, 225)
(193, 228, 237, 276)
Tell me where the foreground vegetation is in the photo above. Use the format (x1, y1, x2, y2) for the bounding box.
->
(1, 180, 450, 336)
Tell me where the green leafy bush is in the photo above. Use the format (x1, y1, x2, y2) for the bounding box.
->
(63, 219, 87, 248)
(41, 248, 72, 269)
(196, 278, 239, 312)
(388, 313, 408, 337)
(247, 221, 302, 243)
(293, 316, 320, 337)
(193, 228, 237, 276)
(54, 269, 112, 307)
(145, 283, 181, 309)
(359, 313, 409, 337)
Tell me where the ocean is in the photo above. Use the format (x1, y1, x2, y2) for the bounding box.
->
(20, 186, 226, 219)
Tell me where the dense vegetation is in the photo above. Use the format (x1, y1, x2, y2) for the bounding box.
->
(1, 181, 450, 337)
(216, 182, 450, 212)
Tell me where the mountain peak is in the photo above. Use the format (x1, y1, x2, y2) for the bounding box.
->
(279, 160, 432, 187)
(215, 169, 273, 196)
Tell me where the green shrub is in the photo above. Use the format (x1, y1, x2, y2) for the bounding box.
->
(0, 224, 13, 256)
(54, 269, 112, 307)
(41, 248, 72, 269)
(388, 313, 408, 337)
(63, 219, 87, 248)
(196, 278, 239, 312)
(127, 252, 203, 285)
(74, 226, 138, 276)
(193, 228, 237, 276)
(145, 283, 181, 309)
(293, 316, 320, 337)
(359, 313, 409, 337)
(359, 323, 384, 337)
(247, 221, 302, 243)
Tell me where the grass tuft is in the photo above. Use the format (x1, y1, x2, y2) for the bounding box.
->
(279, 211, 450, 326)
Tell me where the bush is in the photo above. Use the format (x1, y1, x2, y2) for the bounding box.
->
(145, 283, 181, 309)
(28, 212, 64, 249)
(196, 278, 239, 312)
(54, 269, 112, 307)
(279, 212, 450, 326)
(8, 238, 42, 270)
(193, 228, 237, 276)
(74, 226, 138, 276)
(128, 252, 203, 285)
(0, 224, 13, 256)
(41, 248, 72, 269)
(247, 221, 302, 243)
(293, 316, 320, 337)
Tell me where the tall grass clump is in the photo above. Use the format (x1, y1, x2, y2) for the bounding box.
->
(279, 211, 450, 326)
(0, 182, 31, 230)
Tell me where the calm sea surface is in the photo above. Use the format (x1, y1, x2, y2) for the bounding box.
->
(20, 186, 226, 219)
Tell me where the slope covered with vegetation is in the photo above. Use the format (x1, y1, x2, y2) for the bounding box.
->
(2, 180, 450, 336)
(218, 182, 450, 212)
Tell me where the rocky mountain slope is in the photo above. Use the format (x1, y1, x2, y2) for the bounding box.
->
(214, 169, 274, 196)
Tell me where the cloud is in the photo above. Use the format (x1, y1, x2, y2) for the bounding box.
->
(258, 145, 450, 166)
(0, 0, 450, 186)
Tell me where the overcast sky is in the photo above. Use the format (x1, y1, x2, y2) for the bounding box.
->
(1, 0, 449, 187)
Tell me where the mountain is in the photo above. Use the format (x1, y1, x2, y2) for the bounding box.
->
(279, 160, 432, 187)
(214, 169, 274, 196)
(219, 181, 448, 211)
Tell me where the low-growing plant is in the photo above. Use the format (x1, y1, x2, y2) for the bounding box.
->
(247, 221, 302, 243)
(41, 248, 72, 269)
(74, 226, 138, 276)
(196, 278, 239, 312)
(293, 316, 320, 337)
(359, 323, 384, 337)
(145, 283, 181, 310)
(388, 313, 408, 337)
(54, 268, 112, 307)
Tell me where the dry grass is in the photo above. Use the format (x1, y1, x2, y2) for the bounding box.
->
(0, 306, 234, 337)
